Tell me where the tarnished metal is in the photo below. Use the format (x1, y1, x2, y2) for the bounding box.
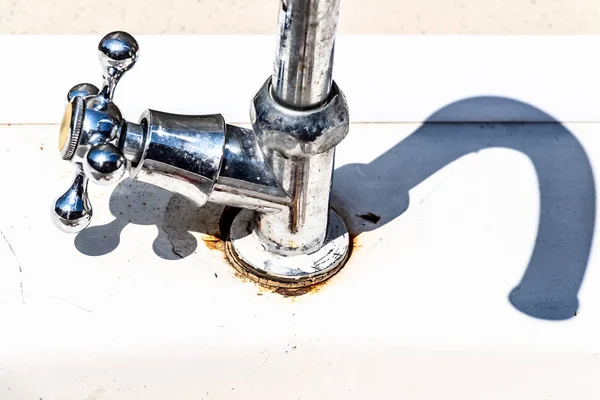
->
(272, 0, 341, 109)
(227, 209, 350, 288)
(251, 78, 349, 157)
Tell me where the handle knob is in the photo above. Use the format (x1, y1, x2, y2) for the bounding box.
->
(66, 83, 99, 104)
(83, 143, 126, 185)
(98, 31, 139, 101)
(52, 166, 93, 233)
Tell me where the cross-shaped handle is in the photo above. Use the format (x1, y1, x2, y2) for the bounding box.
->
(52, 31, 139, 233)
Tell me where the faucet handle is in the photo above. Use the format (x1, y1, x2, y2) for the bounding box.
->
(53, 93, 128, 233)
(53, 27, 136, 233)
(97, 31, 139, 101)
(52, 165, 93, 233)
(52, 31, 140, 233)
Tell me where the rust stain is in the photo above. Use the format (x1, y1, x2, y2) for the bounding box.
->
(351, 234, 362, 250)
(200, 206, 362, 298)
(231, 268, 253, 284)
(201, 234, 224, 251)
(274, 280, 328, 297)
(274, 234, 359, 298)
(222, 239, 333, 298)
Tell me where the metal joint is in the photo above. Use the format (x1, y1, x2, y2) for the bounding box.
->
(251, 78, 350, 158)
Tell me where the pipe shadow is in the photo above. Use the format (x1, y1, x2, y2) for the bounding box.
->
(332, 96, 596, 321)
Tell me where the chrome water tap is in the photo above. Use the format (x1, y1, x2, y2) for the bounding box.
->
(52, 0, 350, 288)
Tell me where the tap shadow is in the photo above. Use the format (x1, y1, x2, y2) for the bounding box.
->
(74, 178, 225, 260)
(332, 96, 596, 321)
(73, 96, 595, 321)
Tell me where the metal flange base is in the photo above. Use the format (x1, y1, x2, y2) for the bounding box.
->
(225, 209, 350, 289)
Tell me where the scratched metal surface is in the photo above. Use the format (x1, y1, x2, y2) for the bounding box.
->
(0, 119, 599, 399)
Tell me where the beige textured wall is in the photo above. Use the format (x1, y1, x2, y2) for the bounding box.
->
(0, 0, 598, 34)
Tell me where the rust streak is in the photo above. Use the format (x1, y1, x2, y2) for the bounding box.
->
(351, 234, 362, 250)
(202, 234, 224, 251)
(274, 280, 328, 297)
(201, 206, 361, 298)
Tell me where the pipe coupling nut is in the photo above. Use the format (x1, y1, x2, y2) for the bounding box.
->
(250, 78, 350, 157)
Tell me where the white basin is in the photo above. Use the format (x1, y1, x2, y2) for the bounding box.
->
(1, 35, 599, 399)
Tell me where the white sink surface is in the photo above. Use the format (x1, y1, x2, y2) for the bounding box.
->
(0, 34, 599, 399)
(1, 96, 600, 398)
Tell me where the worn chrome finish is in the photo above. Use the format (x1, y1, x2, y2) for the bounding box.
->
(53, 0, 349, 288)
(252, 78, 349, 157)
(227, 209, 349, 287)
(272, 0, 341, 109)
(247, 78, 349, 255)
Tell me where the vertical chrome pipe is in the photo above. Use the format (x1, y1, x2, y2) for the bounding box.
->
(272, 0, 341, 109)
(254, 0, 343, 255)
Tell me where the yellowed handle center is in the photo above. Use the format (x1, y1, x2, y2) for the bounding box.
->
(58, 102, 73, 151)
